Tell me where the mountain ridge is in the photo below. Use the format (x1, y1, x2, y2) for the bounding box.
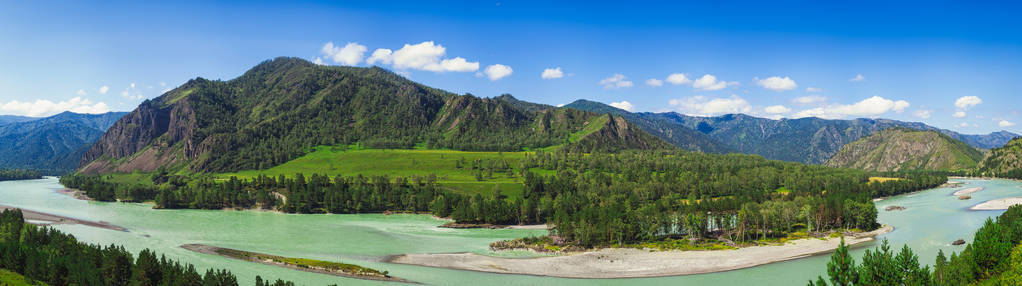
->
(824, 128, 984, 172)
(0, 111, 126, 173)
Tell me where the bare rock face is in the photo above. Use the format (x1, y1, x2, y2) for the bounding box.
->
(885, 206, 906, 211)
(952, 239, 966, 245)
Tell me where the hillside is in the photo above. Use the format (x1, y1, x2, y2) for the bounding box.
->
(562, 100, 731, 153)
(80, 57, 671, 174)
(978, 137, 1022, 178)
(0, 111, 126, 174)
(565, 100, 1015, 164)
(824, 128, 984, 172)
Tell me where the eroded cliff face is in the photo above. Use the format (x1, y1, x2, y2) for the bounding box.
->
(79, 98, 199, 174)
(824, 128, 984, 172)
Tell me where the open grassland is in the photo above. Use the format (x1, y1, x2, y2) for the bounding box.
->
(218, 146, 533, 198)
(868, 177, 902, 183)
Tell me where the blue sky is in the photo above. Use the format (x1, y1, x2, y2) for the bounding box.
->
(1, 0, 1020, 134)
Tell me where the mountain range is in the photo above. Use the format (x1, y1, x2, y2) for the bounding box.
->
(0, 111, 126, 174)
(79, 57, 669, 174)
(565, 100, 1017, 165)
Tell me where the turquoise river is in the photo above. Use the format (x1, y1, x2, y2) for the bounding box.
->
(0, 177, 1018, 285)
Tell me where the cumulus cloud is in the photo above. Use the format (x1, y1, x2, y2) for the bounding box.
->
(321, 42, 368, 66)
(953, 111, 966, 118)
(609, 101, 635, 112)
(541, 67, 564, 79)
(756, 76, 797, 91)
(791, 96, 910, 119)
(313, 57, 325, 65)
(849, 74, 865, 82)
(366, 41, 479, 72)
(958, 122, 969, 128)
(793, 95, 827, 105)
(366, 48, 393, 65)
(645, 78, 663, 87)
(692, 74, 735, 91)
(669, 95, 751, 116)
(98, 86, 109, 94)
(599, 74, 633, 89)
(483, 64, 513, 81)
(954, 96, 982, 109)
(806, 87, 822, 93)
(764, 105, 791, 114)
(0, 97, 110, 117)
(914, 109, 932, 119)
(76, 89, 87, 96)
(1000, 120, 1016, 128)
(666, 73, 692, 85)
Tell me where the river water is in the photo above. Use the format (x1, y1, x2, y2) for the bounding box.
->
(0, 177, 1017, 285)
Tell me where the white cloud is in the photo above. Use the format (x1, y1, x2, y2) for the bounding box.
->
(76, 89, 87, 96)
(366, 48, 393, 65)
(958, 122, 969, 128)
(806, 87, 822, 92)
(599, 74, 633, 89)
(645, 78, 663, 87)
(609, 101, 635, 112)
(313, 57, 325, 65)
(321, 42, 368, 66)
(0, 97, 110, 117)
(98, 86, 109, 94)
(793, 95, 827, 105)
(666, 73, 692, 85)
(669, 95, 751, 116)
(849, 74, 865, 82)
(791, 96, 910, 119)
(1000, 120, 1016, 128)
(130, 82, 135, 89)
(953, 111, 966, 118)
(914, 109, 932, 119)
(483, 64, 513, 81)
(692, 74, 735, 91)
(369, 41, 479, 72)
(541, 67, 564, 79)
(764, 105, 791, 114)
(954, 96, 982, 109)
(756, 76, 797, 91)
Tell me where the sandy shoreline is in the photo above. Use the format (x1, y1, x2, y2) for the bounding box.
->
(182, 244, 415, 284)
(0, 204, 127, 232)
(970, 197, 1022, 210)
(388, 225, 894, 278)
(952, 187, 983, 196)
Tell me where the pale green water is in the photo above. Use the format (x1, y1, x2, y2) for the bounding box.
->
(0, 177, 1017, 285)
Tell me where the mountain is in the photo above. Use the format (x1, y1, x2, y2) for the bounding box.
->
(0, 115, 36, 126)
(79, 57, 671, 174)
(562, 100, 731, 153)
(565, 100, 1016, 164)
(978, 137, 1022, 178)
(824, 128, 984, 172)
(0, 111, 127, 173)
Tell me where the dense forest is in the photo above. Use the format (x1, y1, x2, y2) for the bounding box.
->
(0, 209, 294, 286)
(64, 149, 944, 248)
(0, 169, 42, 182)
(811, 205, 1022, 285)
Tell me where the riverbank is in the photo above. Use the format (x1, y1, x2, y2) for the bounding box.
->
(439, 222, 552, 230)
(388, 225, 894, 278)
(56, 188, 93, 201)
(970, 197, 1022, 210)
(0, 204, 126, 232)
(181, 244, 415, 284)
(952, 187, 984, 196)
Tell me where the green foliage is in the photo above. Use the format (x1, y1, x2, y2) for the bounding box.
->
(825, 128, 984, 172)
(978, 137, 1022, 179)
(0, 169, 42, 182)
(826, 237, 858, 286)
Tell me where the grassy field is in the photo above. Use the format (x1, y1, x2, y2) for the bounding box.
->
(868, 177, 902, 183)
(0, 269, 44, 286)
(217, 146, 533, 198)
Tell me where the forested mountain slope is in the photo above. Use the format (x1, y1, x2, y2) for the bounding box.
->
(0, 111, 126, 174)
(80, 57, 671, 174)
(562, 100, 731, 153)
(566, 100, 1015, 164)
(978, 137, 1022, 178)
(824, 128, 984, 172)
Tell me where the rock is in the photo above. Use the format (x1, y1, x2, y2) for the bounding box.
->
(958, 195, 971, 200)
(952, 239, 966, 245)
(885, 206, 906, 211)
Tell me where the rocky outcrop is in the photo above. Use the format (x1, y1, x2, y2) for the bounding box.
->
(825, 128, 984, 172)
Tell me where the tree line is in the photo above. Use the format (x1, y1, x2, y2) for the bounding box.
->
(812, 205, 1022, 285)
(0, 169, 42, 182)
(62, 149, 945, 248)
(0, 209, 295, 286)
